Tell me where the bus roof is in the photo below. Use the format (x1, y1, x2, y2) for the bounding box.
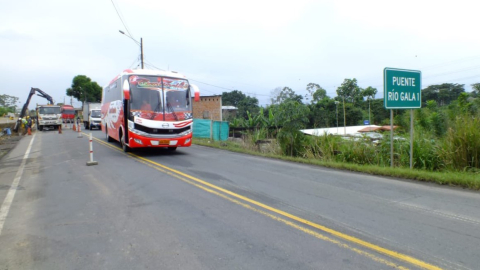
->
(121, 69, 186, 79)
(107, 69, 188, 86)
(37, 104, 60, 107)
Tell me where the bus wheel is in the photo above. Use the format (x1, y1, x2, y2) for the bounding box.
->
(168, 147, 177, 151)
(105, 126, 113, 142)
(121, 133, 130, 152)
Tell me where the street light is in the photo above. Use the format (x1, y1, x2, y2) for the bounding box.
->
(334, 101, 339, 134)
(119, 30, 144, 69)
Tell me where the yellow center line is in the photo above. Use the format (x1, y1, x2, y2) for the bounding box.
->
(92, 137, 442, 270)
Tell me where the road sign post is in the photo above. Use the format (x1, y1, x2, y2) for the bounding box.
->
(384, 68, 421, 168)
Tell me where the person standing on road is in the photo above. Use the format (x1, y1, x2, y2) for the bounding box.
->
(26, 116, 32, 135)
(21, 117, 27, 135)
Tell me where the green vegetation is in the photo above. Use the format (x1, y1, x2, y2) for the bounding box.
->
(0, 94, 20, 116)
(193, 137, 480, 190)
(217, 81, 480, 190)
(66, 75, 103, 106)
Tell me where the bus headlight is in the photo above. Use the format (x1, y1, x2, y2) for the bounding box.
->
(179, 128, 192, 136)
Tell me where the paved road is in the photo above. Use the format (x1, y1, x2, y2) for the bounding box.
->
(0, 129, 479, 269)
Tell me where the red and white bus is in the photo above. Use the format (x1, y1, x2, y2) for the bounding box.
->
(101, 69, 199, 152)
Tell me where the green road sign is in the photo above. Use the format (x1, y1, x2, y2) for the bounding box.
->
(384, 68, 421, 109)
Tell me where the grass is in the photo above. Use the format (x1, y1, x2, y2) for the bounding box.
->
(193, 138, 480, 190)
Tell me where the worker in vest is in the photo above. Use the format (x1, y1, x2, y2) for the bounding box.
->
(26, 116, 32, 135)
(21, 117, 27, 135)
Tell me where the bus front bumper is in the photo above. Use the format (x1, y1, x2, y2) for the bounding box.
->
(127, 132, 193, 148)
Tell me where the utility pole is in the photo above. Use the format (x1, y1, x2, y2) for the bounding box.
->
(368, 98, 371, 126)
(335, 101, 339, 134)
(119, 30, 144, 69)
(140, 38, 144, 69)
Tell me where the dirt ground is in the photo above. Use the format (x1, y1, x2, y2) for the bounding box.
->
(0, 123, 25, 160)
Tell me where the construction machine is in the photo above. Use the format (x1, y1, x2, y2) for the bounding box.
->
(14, 88, 55, 132)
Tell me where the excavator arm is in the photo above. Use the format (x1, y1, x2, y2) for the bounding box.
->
(14, 87, 54, 132)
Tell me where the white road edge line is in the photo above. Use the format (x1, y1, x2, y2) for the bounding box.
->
(0, 134, 36, 235)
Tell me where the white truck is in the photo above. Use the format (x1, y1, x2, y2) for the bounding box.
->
(82, 102, 101, 130)
(36, 104, 62, 131)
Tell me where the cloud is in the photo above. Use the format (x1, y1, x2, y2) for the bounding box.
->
(333, 0, 480, 43)
(0, 30, 33, 41)
(127, 0, 313, 30)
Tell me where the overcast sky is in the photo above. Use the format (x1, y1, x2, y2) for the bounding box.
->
(1, 0, 479, 108)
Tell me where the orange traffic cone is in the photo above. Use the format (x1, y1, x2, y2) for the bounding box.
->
(58, 125, 62, 134)
(73, 123, 76, 131)
(27, 127, 32, 135)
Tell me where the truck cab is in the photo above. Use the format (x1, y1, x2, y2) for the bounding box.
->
(86, 109, 101, 130)
(36, 104, 62, 131)
(60, 105, 75, 123)
(83, 102, 102, 130)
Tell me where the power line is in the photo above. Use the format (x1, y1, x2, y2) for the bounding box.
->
(419, 55, 480, 71)
(143, 60, 165, 71)
(424, 74, 480, 85)
(110, 0, 135, 39)
(128, 57, 139, 69)
(188, 79, 235, 91)
(423, 65, 480, 80)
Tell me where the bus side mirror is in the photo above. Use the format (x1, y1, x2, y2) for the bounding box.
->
(191, 84, 200, 102)
(123, 80, 130, 100)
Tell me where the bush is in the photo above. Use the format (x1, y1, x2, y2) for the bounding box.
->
(439, 114, 480, 171)
(277, 130, 308, 157)
(303, 133, 342, 161)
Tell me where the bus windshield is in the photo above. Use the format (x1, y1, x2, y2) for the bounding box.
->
(129, 76, 163, 113)
(129, 75, 191, 118)
(166, 90, 189, 112)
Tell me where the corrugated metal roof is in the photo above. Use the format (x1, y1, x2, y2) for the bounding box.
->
(301, 125, 381, 136)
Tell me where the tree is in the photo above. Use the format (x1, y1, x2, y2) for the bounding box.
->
(371, 99, 389, 125)
(362, 86, 377, 124)
(0, 94, 19, 108)
(271, 87, 303, 104)
(237, 96, 259, 119)
(336, 78, 362, 104)
(222, 90, 259, 119)
(471, 83, 480, 98)
(421, 83, 465, 107)
(338, 103, 363, 126)
(222, 90, 247, 107)
(270, 87, 282, 105)
(66, 75, 102, 106)
(308, 97, 336, 128)
(336, 78, 362, 129)
(305, 83, 328, 104)
(274, 100, 310, 156)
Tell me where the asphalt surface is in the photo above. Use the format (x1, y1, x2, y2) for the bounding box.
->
(0, 128, 479, 269)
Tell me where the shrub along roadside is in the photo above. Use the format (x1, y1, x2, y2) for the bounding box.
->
(193, 138, 480, 190)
